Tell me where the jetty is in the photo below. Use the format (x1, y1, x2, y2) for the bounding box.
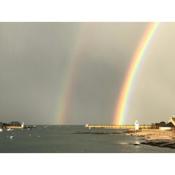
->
(85, 124, 152, 129)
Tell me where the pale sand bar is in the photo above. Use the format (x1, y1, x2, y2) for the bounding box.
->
(128, 129, 175, 140)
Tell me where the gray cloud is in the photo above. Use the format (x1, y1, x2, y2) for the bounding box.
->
(128, 23, 175, 124)
(1, 22, 169, 125)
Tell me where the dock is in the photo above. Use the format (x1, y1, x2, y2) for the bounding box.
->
(85, 124, 152, 129)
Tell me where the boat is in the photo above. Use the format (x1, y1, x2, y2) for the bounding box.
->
(6, 128, 14, 131)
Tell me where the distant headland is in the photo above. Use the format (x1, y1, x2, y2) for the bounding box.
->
(0, 121, 35, 131)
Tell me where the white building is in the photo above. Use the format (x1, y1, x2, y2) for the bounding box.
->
(134, 120, 139, 131)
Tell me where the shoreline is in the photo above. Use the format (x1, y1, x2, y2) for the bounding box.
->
(128, 129, 175, 149)
(128, 129, 175, 140)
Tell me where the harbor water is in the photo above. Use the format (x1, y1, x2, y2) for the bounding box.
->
(0, 125, 174, 153)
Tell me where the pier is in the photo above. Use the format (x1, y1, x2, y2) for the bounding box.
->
(85, 124, 152, 129)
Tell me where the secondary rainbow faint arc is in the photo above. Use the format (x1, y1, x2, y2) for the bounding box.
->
(56, 26, 83, 124)
(113, 22, 159, 125)
(57, 24, 89, 124)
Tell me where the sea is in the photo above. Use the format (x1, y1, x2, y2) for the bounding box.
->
(0, 125, 174, 153)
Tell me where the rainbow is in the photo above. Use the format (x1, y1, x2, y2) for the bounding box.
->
(56, 26, 83, 124)
(113, 22, 159, 125)
(57, 24, 90, 124)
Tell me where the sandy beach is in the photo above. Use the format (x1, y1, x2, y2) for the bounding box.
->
(128, 129, 175, 140)
(128, 129, 175, 149)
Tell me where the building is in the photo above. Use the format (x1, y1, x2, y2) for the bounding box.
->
(3, 121, 24, 129)
(169, 116, 175, 126)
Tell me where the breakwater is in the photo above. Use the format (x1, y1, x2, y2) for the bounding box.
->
(85, 124, 152, 129)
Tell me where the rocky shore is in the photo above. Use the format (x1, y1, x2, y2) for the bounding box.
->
(128, 129, 175, 149)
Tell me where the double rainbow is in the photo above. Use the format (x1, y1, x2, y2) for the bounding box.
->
(113, 23, 159, 125)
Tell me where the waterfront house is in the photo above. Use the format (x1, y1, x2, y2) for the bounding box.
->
(169, 116, 175, 127)
(3, 121, 24, 129)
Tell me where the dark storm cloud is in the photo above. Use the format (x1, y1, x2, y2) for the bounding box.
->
(0, 23, 80, 124)
(62, 23, 147, 124)
(0, 23, 148, 124)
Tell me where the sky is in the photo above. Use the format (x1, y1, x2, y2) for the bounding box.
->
(0, 22, 174, 125)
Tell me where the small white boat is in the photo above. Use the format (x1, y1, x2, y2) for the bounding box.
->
(0, 128, 3, 132)
(133, 141, 140, 145)
(7, 128, 13, 131)
(9, 136, 14, 139)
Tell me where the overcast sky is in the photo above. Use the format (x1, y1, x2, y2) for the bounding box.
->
(0, 22, 174, 124)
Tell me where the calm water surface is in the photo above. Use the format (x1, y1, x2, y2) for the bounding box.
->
(0, 125, 174, 153)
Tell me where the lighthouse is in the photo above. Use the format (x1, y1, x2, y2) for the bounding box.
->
(134, 120, 139, 131)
